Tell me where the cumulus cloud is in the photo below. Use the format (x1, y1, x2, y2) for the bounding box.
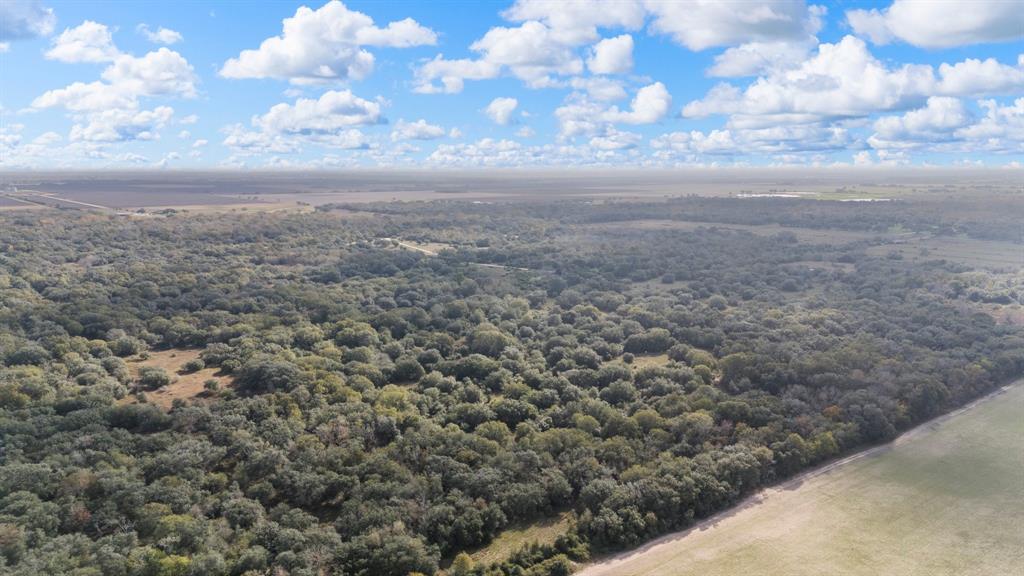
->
(502, 0, 645, 45)
(936, 57, 1024, 96)
(35, 48, 197, 113)
(708, 40, 815, 77)
(587, 34, 634, 74)
(101, 49, 199, 98)
(589, 127, 641, 150)
(555, 82, 671, 140)
(391, 118, 446, 141)
(137, 24, 183, 45)
(847, 0, 1024, 48)
(652, 122, 853, 158)
(603, 82, 671, 124)
(33, 27, 198, 148)
(869, 97, 1024, 154)
(0, 0, 55, 41)
(414, 56, 502, 94)
(220, 0, 436, 84)
(416, 0, 829, 94)
(224, 90, 381, 154)
(415, 2, 638, 94)
(868, 96, 972, 149)
(568, 77, 628, 101)
(45, 21, 120, 63)
(645, 0, 825, 51)
(68, 106, 174, 143)
(485, 97, 519, 125)
(683, 35, 1024, 130)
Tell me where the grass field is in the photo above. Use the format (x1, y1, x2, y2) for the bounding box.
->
(577, 382, 1024, 576)
(468, 512, 573, 565)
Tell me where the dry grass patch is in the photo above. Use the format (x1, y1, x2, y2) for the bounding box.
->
(125, 348, 233, 410)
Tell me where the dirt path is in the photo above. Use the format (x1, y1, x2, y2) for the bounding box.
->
(575, 382, 1020, 576)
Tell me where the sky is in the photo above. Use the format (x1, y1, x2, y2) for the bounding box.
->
(1, 0, 1022, 169)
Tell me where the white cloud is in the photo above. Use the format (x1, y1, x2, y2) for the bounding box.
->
(652, 122, 854, 158)
(847, 0, 1024, 48)
(415, 0, 644, 93)
(555, 82, 671, 140)
(515, 126, 535, 138)
(936, 57, 1024, 96)
(252, 90, 383, 135)
(137, 24, 183, 45)
(502, 0, 645, 45)
(684, 36, 1024, 134)
(178, 130, 190, 139)
(683, 36, 934, 123)
(391, 118, 446, 141)
(45, 21, 120, 63)
(33, 81, 138, 112)
(645, 0, 825, 51)
(427, 136, 640, 167)
(101, 49, 199, 98)
(0, 42, 9, 53)
(179, 114, 199, 125)
(414, 56, 502, 94)
(555, 98, 608, 138)
(485, 97, 519, 125)
(603, 82, 671, 124)
(470, 21, 584, 84)
(587, 34, 634, 74)
(868, 96, 972, 149)
(589, 127, 641, 150)
(708, 40, 814, 77)
(570, 77, 628, 101)
(193, 139, 208, 148)
(224, 90, 381, 155)
(0, 0, 55, 41)
(869, 97, 1024, 154)
(416, 1, 829, 94)
(69, 106, 174, 143)
(222, 125, 299, 154)
(35, 48, 198, 113)
(33, 35, 197, 147)
(220, 0, 436, 84)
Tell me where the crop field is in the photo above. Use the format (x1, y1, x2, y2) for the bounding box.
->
(578, 382, 1024, 576)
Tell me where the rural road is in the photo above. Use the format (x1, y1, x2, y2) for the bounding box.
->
(575, 382, 1019, 576)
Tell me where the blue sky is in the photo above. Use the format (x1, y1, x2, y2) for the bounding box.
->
(1, 0, 1022, 168)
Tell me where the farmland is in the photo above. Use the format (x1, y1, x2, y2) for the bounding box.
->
(578, 382, 1024, 576)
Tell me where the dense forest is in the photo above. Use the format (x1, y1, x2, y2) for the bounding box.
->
(0, 196, 1021, 576)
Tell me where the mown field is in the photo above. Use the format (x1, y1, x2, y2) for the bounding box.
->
(578, 382, 1024, 576)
